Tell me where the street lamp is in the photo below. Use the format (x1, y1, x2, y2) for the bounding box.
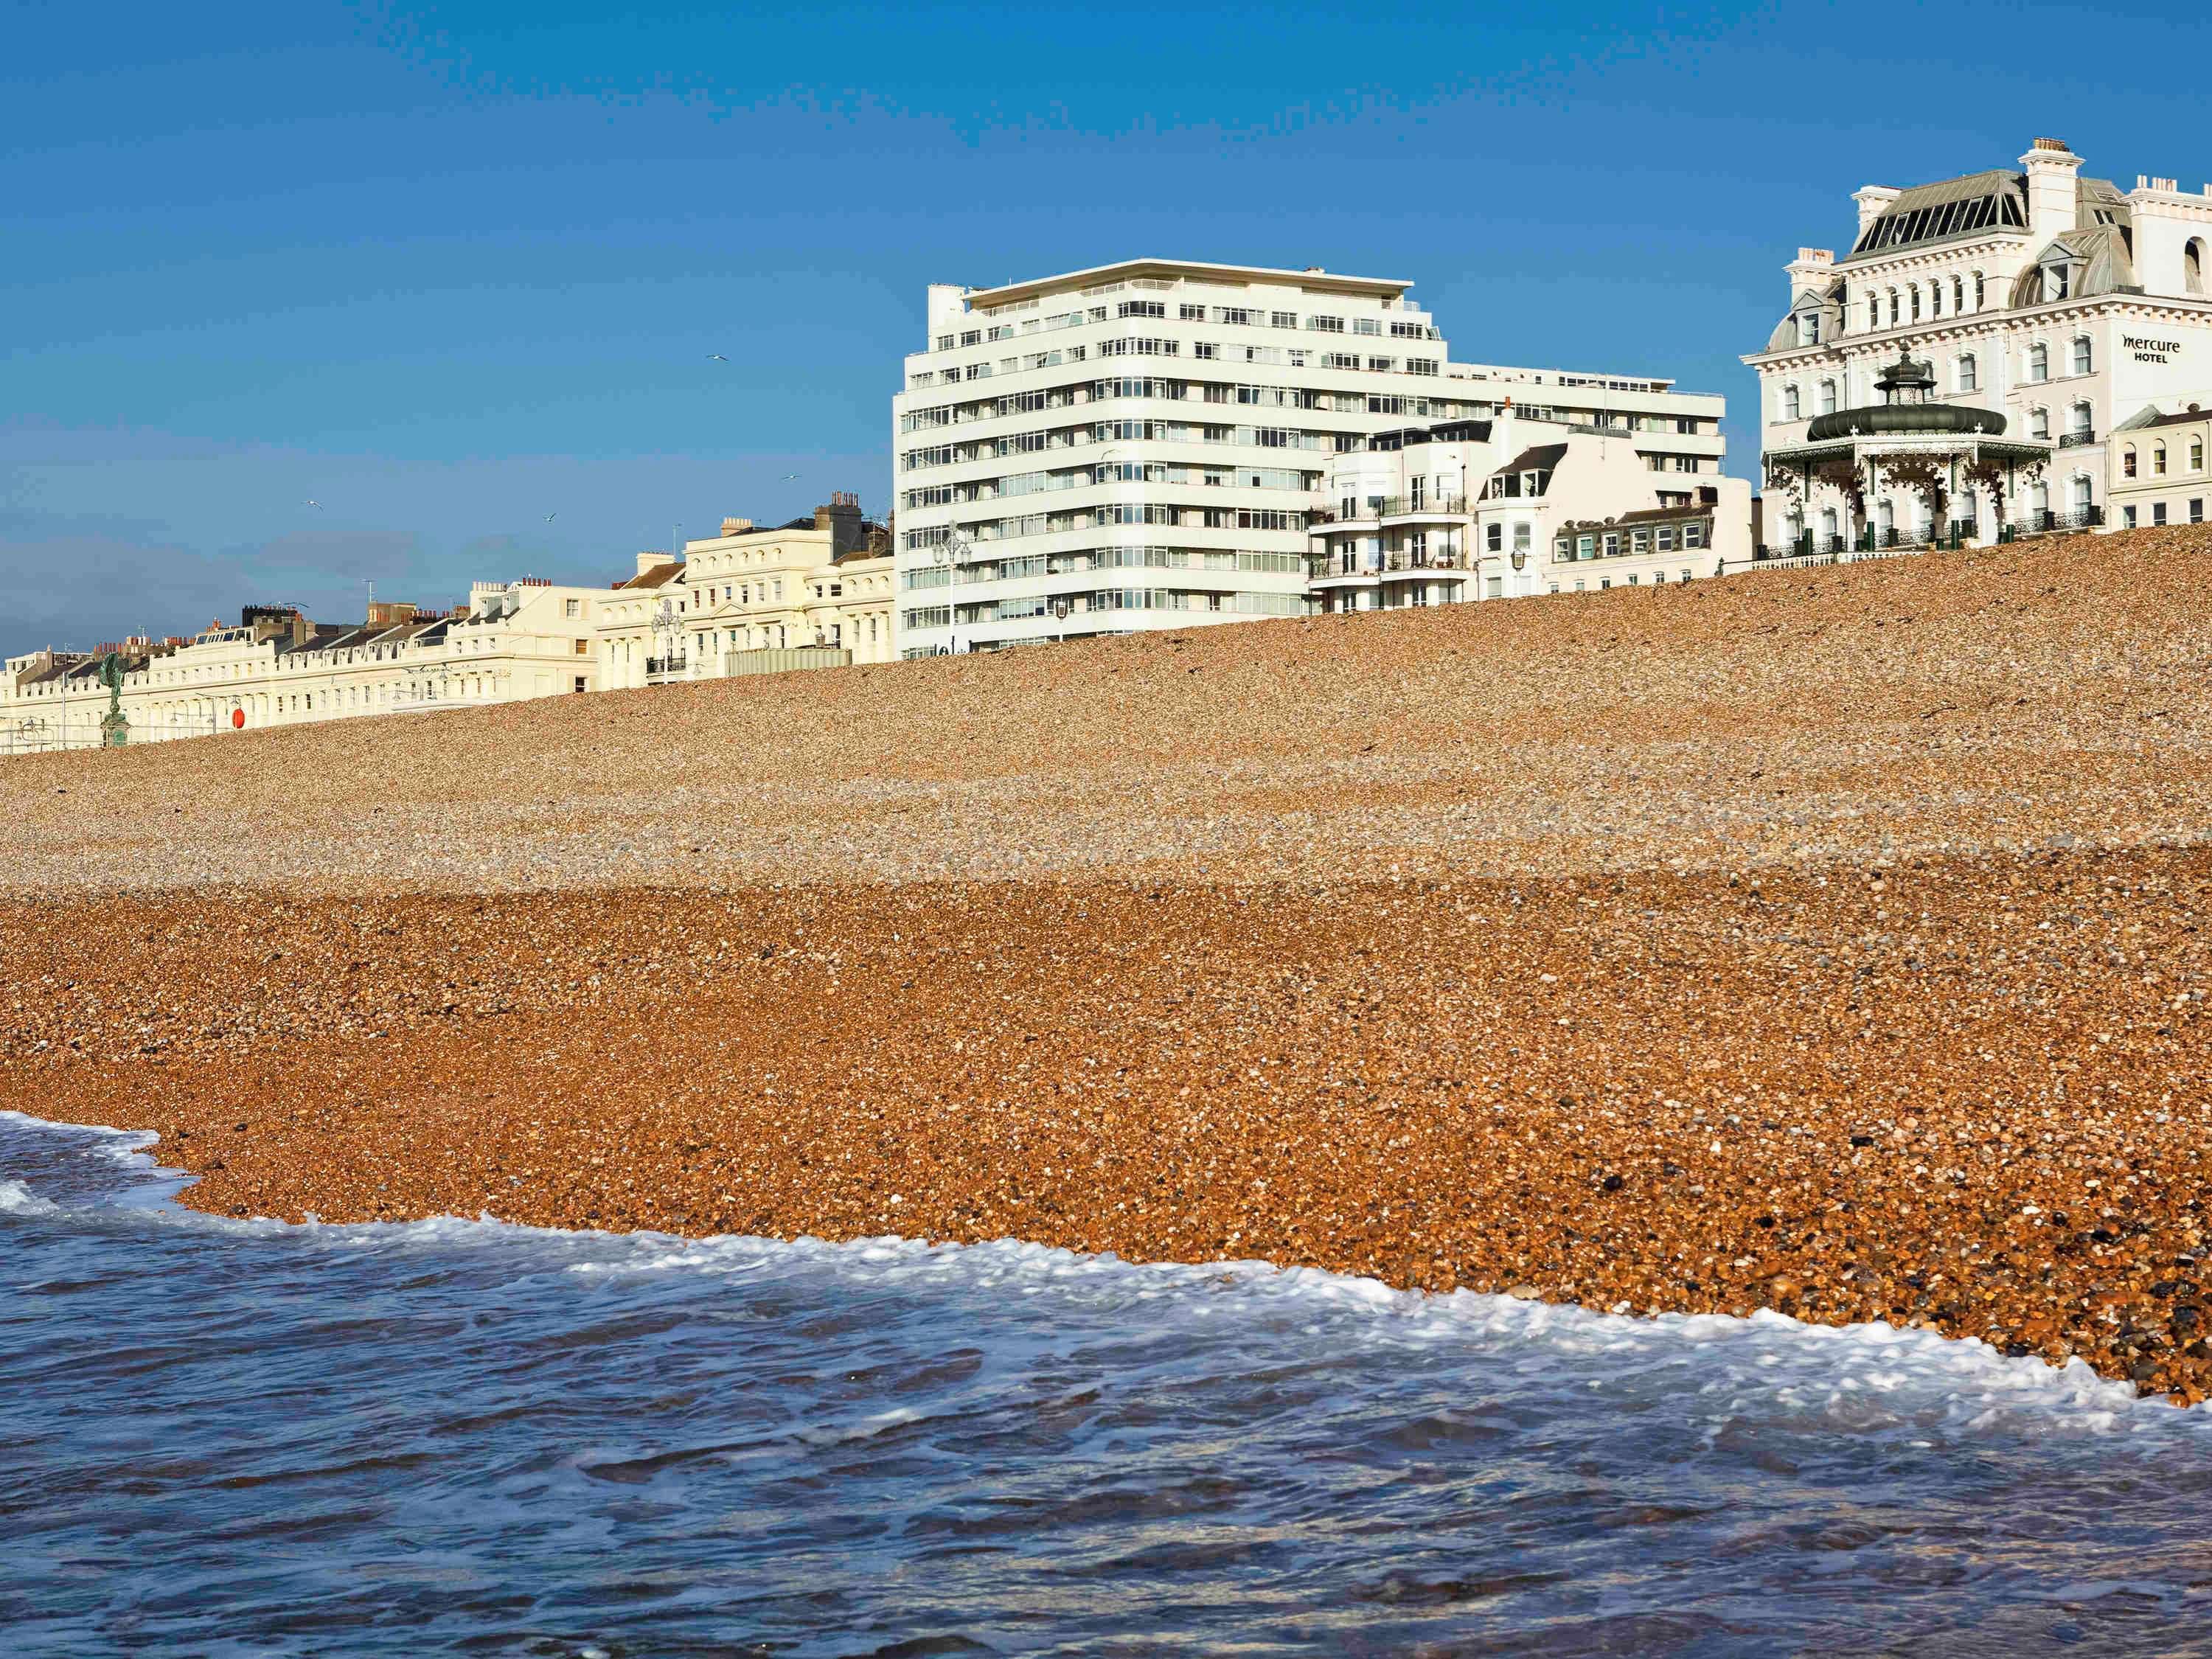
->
(934, 531, 973, 655)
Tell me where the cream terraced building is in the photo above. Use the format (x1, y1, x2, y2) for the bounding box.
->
(1, 578, 603, 755)
(1746, 136, 2212, 548)
(597, 495, 896, 690)
(892, 258, 1728, 655)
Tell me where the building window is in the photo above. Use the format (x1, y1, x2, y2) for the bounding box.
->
(2124, 504, 2138, 529)
(1929, 281, 1943, 317)
(2071, 401, 2093, 438)
(2031, 406, 2050, 439)
(2124, 445, 2138, 478)
(2193, 438, 2207, 472)
(1486, 524, 1503, 552)
(2188, 239, 2208, 296)
(2028, 343, 2049, 383)
(1868, 294, 1880, 330)
(2073, 474, 2093, 512)
(2192, 498, 2205, 524)
(1957, 353, 1978, 392)
(1910, 284, 1922, 321)
(1952, 276, 1965, 313)
(2073, 336, 2093, 375)
(2154, 502, 2168, 526)
(1818, 379, 1837, 414)
(1973, 271, 1986, 309)
(1782, 383, 1801, 420)
(1799, 310, 1821, 345)
(1888, 288, 1900, 326)
(572, 675, 586, 692)
(2154, 442, 2168, 476)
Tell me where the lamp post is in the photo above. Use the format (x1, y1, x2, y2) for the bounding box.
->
(935, 531, 973, 656)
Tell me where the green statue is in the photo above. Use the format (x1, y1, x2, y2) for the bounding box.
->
(97, 653, 130, 748)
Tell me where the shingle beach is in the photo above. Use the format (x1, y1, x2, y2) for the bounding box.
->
(7, 532, 2212, 1399)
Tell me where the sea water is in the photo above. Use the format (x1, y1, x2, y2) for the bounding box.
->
(5, 1110, 2212, 1658)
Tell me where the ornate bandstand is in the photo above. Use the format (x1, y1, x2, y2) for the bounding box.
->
(1759, 353, 2056, 560)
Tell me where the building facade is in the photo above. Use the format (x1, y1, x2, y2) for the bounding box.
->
(1745, 137, 2212, 547)
(597, 495, 895, 690)
(891, 259, 1727, 655)
(1306, 411, 1750, 611)
(2110, 404, 2212, 529)
(2, 579, 602, 755)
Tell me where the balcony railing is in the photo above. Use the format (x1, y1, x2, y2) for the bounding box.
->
(2057, 428, 2097, 449)
(1310, 550, 1476, 578)
(2025, 506, 2105, 532)
(644, 655, 689, 678)
(1312, 494, 1470, 524)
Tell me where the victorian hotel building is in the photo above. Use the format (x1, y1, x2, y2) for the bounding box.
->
(891, 259, 1729, 653)
(1746, 138, 2212, 552)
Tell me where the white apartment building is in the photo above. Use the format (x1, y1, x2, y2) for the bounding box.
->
(1307, 413, 1750, 610)
(891, 259, 1727, 655)
(1, 578, 602, 754)
(1745, 137, 2212, 543)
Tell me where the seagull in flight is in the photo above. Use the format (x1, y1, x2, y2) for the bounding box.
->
(708, 353, 728, 361)
(545, 512, 557, 524)
(782, 472, 801, 480)
(305, 498, 321, 508)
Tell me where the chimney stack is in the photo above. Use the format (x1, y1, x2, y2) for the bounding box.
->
(815, 490, 866, 556)
(2021, 137, 2083, 243)
(1851, 186, 1901, 234)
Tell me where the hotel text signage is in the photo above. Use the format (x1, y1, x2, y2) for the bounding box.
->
(2124, 334, 2184, 364)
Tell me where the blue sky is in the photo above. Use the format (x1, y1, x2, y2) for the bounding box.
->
(7, 1, 2211, 654)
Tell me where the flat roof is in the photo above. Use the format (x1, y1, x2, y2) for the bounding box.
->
(962, 258, 1412, 310)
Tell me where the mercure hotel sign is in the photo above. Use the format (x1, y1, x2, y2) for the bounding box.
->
(2124, 334, 2184, 364)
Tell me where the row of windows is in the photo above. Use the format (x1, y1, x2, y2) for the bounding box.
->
(1558, 521, 1709, 559)
(2121, 437, 2208, 478)
(2120, 500, 2208, 528)
(1778, 337, 2096, 420)
(902, 502, 1314, 549)
(936, 307, 1427, 353)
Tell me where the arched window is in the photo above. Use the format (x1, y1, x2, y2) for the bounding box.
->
(1818, 378, 1837, 414)
(1782, 383, 1801, 420)
(1972, 271, 1986, 309)
(2154, 442, 2168, 476)
(1888, 288, 1900, 327)
(2072, 335, 2093, 375)
(1957, 353, 1978, 393)
(2123, 445, 2138, 478)
(2188, 238, 2208, 296)
(1868, 293, 1881, 331)
(1910, 283, 1923, 321)
(2030, 406, 2051, 439)
(1952, 276, 1965, 313)
(2070, 401, 2093, 438)
(2072, 473, 2093, 511)
(2194, 437, 2206, 473)
(1930, 281, 1944, 317)
(2028, 342, 2049, 382)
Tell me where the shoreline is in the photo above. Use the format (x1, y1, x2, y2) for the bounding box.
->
(6, 852, 2208, 1402)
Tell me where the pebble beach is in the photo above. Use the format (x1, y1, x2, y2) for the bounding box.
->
(7, 530, 2212, 1400)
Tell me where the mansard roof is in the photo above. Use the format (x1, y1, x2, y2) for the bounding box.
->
(1840, 172, 2125, 265)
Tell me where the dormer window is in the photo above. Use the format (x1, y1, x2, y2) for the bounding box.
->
(2044, 262, 2070, 302)
(1798, 310, 1822, 346)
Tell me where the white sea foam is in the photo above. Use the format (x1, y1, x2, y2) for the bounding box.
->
(1, 1107, 2199, 1436)
(0, 1177, 55, 1214)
